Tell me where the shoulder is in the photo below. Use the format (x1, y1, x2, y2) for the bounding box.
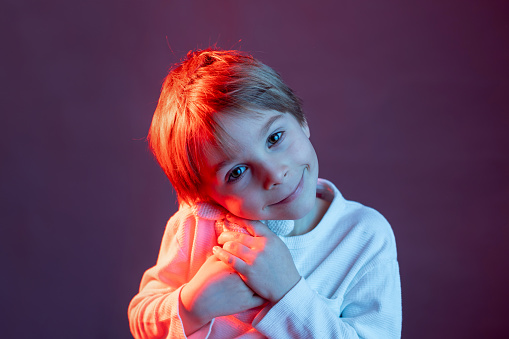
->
(345, 201, 397, 258)
(160, 201, 227, 252)
(166, 201, 227, 231)
(318, 179, 397, 262)
(345, 199, 394, 239)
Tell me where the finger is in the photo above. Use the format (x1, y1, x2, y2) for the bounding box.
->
(250, 295, 267, 308)
(218, 231, 255, 247)
(213, 245, 247, 275)
(222, 240, 253, 262)
(226, 215, 271, 237)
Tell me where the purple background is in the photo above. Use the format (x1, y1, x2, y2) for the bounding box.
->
(2, 1, 508, 338)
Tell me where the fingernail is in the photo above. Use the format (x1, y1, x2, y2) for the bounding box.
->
(212, 246, 220, 253)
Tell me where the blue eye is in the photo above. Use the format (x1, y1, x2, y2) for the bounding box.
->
(268, 131, 284, 146)
(228, 165, 247, 182)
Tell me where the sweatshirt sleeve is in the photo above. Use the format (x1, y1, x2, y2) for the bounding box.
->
(253, 259, 402, 338)
(128, 210, 217, 339)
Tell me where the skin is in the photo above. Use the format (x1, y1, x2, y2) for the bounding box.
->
(202, 109, 319, 224)
(179, 109, 328, 335)
(179, 256, 266, 334)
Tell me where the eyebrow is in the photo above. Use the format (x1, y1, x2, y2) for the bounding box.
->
(259, 114, 284, 140)
(213, 113, 285, 174)
(213, 159, 230, 174)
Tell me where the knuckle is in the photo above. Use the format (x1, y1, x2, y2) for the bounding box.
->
(225, 241, 236, 252)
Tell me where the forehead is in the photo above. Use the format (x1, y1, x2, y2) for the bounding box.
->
(218, 108, 282, 134)
(219, 107, 284, 142)
(201, 109, 285, 168)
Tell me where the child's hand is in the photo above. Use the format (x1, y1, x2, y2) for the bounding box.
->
(180, 255, 266, 334)
(214, 215, 301, 303)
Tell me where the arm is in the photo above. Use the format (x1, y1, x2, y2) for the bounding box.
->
(254, 260, 401, 338)
(214, 216, 402, 338)
(128, 212, 264, 339)
(128, 218, 193, 339)
(128, 255, 194, 338)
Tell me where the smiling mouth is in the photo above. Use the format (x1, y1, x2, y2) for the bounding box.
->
(270, 171, 305, 206)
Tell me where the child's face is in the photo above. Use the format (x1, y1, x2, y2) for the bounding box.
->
(201, 109, 319, 221)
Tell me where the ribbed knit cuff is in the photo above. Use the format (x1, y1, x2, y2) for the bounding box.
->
(162, 285, 214, 338)
(252, 277, 315, 336)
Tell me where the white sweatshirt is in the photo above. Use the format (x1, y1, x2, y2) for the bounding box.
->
(128, 178, 402, 338)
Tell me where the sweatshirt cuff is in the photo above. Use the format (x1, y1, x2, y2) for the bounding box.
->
(165, 285, 214, 338)
(187, 320, 214, 339)
(252, 277, 314, 334)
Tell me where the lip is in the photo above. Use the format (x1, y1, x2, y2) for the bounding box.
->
(270, 171, 305, 206)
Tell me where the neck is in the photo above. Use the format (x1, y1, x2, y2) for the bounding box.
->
(289, 196, 330, 236)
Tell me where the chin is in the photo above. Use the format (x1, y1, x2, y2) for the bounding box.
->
(273, 186, 317, 220)
(272, 199, 316, 221)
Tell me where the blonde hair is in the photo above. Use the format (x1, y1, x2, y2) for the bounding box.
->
(148, 48, 305, 205)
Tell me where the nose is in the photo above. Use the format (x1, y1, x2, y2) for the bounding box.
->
(262, 160, 289, 190)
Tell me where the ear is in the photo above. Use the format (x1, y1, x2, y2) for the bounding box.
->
(301, 120, 310, 138)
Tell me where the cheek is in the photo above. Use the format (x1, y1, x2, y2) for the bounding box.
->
(224, 200, 243, 216)
(227, 192, 266, 219)
(309, 145, 318, 170)
(294, 138, 316, 163)
(236, 198, 263, 217)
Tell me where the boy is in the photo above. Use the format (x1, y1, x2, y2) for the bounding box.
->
(128, 49, 402, 338)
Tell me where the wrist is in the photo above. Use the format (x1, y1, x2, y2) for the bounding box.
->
(179, 285, 212, 335)
(274, 274, 301, 303)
